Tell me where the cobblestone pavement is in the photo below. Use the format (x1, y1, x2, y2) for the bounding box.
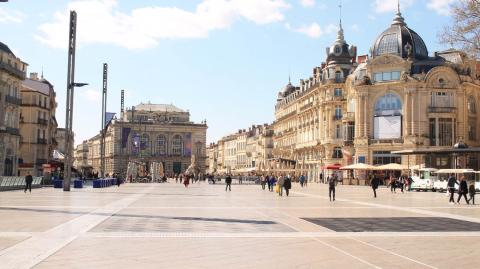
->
(1, 182, 480, 268)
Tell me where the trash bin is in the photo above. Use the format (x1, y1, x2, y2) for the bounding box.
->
(53, 180, 63, 188)
(74, 180, 83, 188)
(92, 180, 100, 188)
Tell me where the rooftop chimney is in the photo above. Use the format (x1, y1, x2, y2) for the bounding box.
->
(29, 72, 38, 80)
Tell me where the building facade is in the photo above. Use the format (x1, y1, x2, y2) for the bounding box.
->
(19, 72, 57, 175)
(0, 42, 27, 176)
(272, 8, 480, 180)
(207, 124, 274, 174)
(82, 103, 207, 176)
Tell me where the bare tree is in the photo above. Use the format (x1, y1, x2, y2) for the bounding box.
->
(439, 0, 480, 58)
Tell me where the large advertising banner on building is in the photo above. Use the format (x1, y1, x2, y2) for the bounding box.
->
(184, 133, 192, 156)
(121, 128, 131, 148)
(374, 116, 402, 139)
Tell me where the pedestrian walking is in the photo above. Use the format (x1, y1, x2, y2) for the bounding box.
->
(398, 175, 405, 193)
(328, 175, 338, 201)
(183, 174, 190, 188)
(371, 174, 380, 198)
(116, 177, 121, 187)
(447, 174, 458, 204)
(284, 175, 292, 196)
(261, 175, 268, 190)
(238, 175, 243, 185)
(24, 172, 33, 193)
(468, 181, 476, 205)
(389, 175, 396, 193)
(457, 176, 469, 204)
(268, 175, 276, 192)
(299, 174, 305, 187)
(225, 174, 232, 191)
(277, 175, 285, 196)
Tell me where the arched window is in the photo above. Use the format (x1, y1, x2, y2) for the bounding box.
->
(374, 93, 402, 116)
(172, 135, 183, 156)
(156, 135, 167, 156)
(468, 96, 476, 114)
(374, 93, 402, 139)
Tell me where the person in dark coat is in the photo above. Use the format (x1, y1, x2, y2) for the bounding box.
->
(468, 181, 476, 205)
(225, 174, 232, 191)
(183, 174, 190, 188)
(371, 174, 380, 198)
(284, 175, 292, 196)
(328, 175, 338, 201)
(24, 172, 33, 193)
(447, 174, 458, 204)
(457, 176, 469, 204)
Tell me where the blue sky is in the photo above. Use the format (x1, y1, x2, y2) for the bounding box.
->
(0, 0, 455, 145)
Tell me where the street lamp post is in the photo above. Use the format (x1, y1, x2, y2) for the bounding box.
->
(100, 63, 108, 178)
(63, 10, 88, 191)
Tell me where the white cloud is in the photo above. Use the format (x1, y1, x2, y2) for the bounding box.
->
(36, 0, 290, 50)
(427, 0, 455, 16)
(300, 0, 315, 7)
(325, 23, 338, 34)
(373, 0, 414, 13)
(286, 22, 322, 38)
(0, 7, 25, 23)
(350, 24, 360, 32)
(80, 88, 102, 102)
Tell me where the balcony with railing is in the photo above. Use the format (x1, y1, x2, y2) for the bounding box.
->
(342, 112, 355, 121)
(37, 138, 47, 144)
(332, 115, 343, 121)
(6, 127, 20, 136)
(428, 106, 456, 113)
(0, 62, 26, 79)
(369, 138, 404, 145)
(37, 118, 49, 125)
(5, 95, 22, 105)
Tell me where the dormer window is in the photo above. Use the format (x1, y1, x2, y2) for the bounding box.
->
(334, 46, 341, 54)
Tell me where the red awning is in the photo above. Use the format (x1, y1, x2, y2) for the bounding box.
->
(323, 164, 342, 170)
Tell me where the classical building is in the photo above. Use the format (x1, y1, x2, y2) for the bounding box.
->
(83, 103, 207, 176)
(19, 72, 58, 175)
(208, 124, 274, 174)
(0, 41, 27, 176)
(273, 7, 480, 180)
(73, 140, 89, 175)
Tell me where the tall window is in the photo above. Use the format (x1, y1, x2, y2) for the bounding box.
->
(334, 88, 343, 97)
(172, 135, 183, 155)
(374, 93, 402, 139)
(430, 118, 453, 146)
(468, 96, 476, 114)
(335, 71, 342, 82)
(332, 147, 343, 159)
(335, 125, 342, 139)
(334, 105, 342, 119)
(156, 135, 167, 155)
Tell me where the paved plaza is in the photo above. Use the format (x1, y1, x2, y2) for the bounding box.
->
(1, 182, 480, 269)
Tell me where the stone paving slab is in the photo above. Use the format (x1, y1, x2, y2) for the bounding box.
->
(0, 182, 479, 268)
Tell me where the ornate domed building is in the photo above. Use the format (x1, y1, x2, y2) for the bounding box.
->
(347, 6, 480, 170)
(271, 4, 480, 182)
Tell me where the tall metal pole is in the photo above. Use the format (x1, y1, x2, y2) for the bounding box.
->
(100, 63, 107, 178)
(64, 10, 77, 191)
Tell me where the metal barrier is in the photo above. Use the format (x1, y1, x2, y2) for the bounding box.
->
(0, 177, 42, 191)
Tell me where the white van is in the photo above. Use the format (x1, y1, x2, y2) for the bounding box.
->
(411, 168, 438, 191)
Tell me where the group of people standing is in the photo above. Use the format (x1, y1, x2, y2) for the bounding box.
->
(387, 174, 413, 193)
(447, 174, 476, 205)
(259, 175, 292, 196)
